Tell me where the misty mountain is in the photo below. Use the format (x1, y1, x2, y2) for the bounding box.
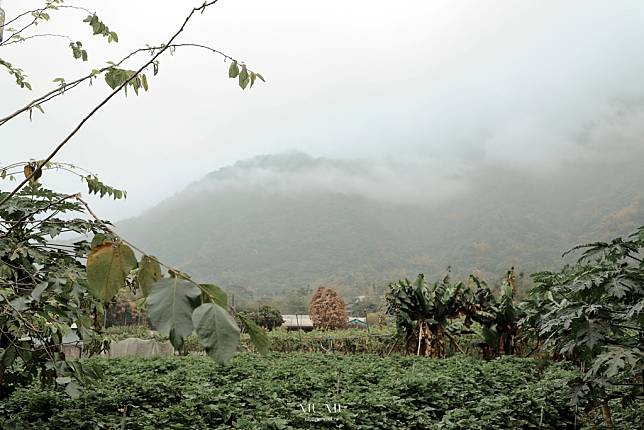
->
(118, 152, 644, 297)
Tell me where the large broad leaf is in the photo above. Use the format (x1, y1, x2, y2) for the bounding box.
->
(192, 303, 240, 363)
(86, 242, 137, 302)
(147, 278, 200, 350)
(137, 255, 162, 296)
(238, 313, 270, 355)
(199, 283, 227, 308)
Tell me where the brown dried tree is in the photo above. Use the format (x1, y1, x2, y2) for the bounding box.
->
(308, 287, 348, 330)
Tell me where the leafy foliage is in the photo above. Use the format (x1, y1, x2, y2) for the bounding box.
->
(1, 163, 268, 398)
(0, 354, 601, 429)
(386, 273, 524, 358)
(309, 287, 348, 330)
(521, 226, 644, 417)
(104, 66, 149, 95)
(192, 303, 240, 363)
(145, 278, 201, 351)
(82, 13, 118, 43)
(0, 182, 113, 398)
(238, 305, 284, 330)
(86, 242, 137, 302)
(228, 60, 264, 90)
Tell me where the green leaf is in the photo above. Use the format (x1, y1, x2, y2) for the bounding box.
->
(228, 61, 239, 78)
(141, 74, 148, 91)
(238, 314, 270, 354)
(199, 283, 227, 308)
(137, 255, 162, 296)
(86, 242, 137, 302)
(192, 303, 240, 363)
(147, 278, 201, 350)
(239, 65, 249, 89)
(256, 73, 265, 82)
(64, 381, 82, 399)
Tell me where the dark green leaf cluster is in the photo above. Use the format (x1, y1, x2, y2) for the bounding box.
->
(68, 41, 88, 62)
(84, 175, 126, 199)
(522, 226, 644, 407)
(82, 243, 267, 363)
(0, 58, 32, 90)
(238, 305, 284, 330)
(0, 354, 595, 429)
(386, 273, 523, 357)
(104, 67, 149, 95)
(0, 184, 111, 399)
(82, 14, 118, 43)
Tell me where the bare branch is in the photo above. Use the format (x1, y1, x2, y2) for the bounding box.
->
(1, 33, 74, 46)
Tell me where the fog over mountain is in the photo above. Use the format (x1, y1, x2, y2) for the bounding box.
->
(4, 1, 644, 221)
(14, 0, 627, 298)
(118, 111, 644, 296)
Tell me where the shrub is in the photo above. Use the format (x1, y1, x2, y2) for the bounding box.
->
(309, 287, 348, 330)
(238, 305, 284, 330)
(1, 354, 632, 429)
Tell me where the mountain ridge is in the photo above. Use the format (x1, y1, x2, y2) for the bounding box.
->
(118, 151, 644, 298)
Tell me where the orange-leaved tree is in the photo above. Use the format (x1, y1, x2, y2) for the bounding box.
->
(308, 287, 348, 330)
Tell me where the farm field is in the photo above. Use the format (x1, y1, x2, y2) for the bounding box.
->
(0, 353, 639, 430)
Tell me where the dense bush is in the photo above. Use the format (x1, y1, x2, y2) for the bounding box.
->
(241, 327, 396, 355)
(104, 325, 398, 355)
(309, 287, 348, 330)
(0, 353, 608, 430)
(238, 305, 284, 330)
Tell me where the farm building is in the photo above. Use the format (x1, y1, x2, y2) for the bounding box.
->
(347, 317, 367, 328)
(281, 314, 314, 331)
(281, 315, 368, 330)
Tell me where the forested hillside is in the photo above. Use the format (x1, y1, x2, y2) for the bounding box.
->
(118, 152, 644, 297)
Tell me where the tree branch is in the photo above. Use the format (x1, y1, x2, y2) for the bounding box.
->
(0, 42, 246, 127)
(1, 33, 74, 46)
(0, 4, 93, 47)
(0, 1, 221, 207)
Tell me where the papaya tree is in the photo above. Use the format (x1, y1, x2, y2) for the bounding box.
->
(522, 226, 644, 428)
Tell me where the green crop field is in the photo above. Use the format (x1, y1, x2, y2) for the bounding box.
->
(2, 352, 638, 430)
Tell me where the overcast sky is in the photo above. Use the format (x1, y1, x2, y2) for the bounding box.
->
(2, 0, 644, 219)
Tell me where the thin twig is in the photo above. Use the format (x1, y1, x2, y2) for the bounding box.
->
(0, 41, 245, 126)
(0, 1, 221, 207)
(1, 33, 74, 46)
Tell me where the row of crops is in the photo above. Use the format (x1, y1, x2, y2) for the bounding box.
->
(3, 352, 640, 429)
(104, 325, 399, 355)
